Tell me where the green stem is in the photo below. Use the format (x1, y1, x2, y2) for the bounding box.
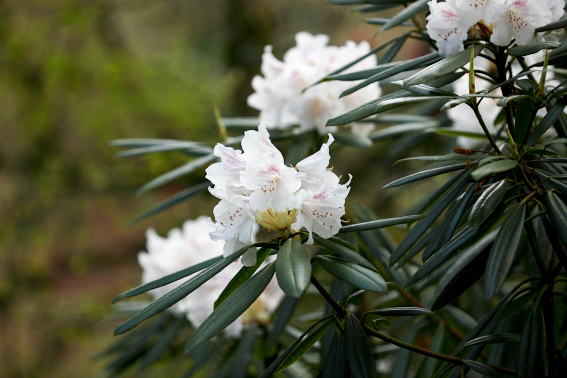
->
(470, 103, 502, 153)
(362, 325, 516, 376)
(310, 275, 346, 317)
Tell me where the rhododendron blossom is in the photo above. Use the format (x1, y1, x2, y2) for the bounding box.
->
(138, 217, 284, 336)
(247, 32, 380, 135)
(206, 124, 351, 264)
(426, 0, 562, 56)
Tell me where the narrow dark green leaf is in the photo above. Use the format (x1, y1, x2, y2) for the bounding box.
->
(463, 360, 501, 378)
(384, 163, 467, 189)
(340, 52, 441, 97)
(426, 324, 445, 378)
(128, 182, 209, 225)
(321, 332, 351, 378)
(380, 0, 428, 32)
(372, 318, 392, 329)
(368, 307, 432, 316)
(407, 226, 476, 286)
(528, 98, 567, 146)
(344, 314, 377, 378)
(431, 230, 497, 311)
(390, 169, 472, 266)
(276, 239, 312, 298)
(317, 256, 387, 292)
(392, 82, 457, 97)
(535, 17, 567, 32)
(285, 132, 314, 165)
(137, 154, 216, 195)
(369, 121, 436, 141)
(463, 333, 521, 349)
(402, 45, 484, 87)
(518, 307, 546, 378)
(114, 246, 249, 335)
(508, 41, 561, 56)
(277, 318, 333, 373)
(113, 254, 223, 303)
(184, 262, 276, 353)
(314, 235, 375, 270)
(231, 326, 261, 378)
(339, 214, 426, 233)
(471, 160, 518, 180)
(109, 138, 197, 148)
(468, 180, 509, 231)
(501, 290, 538, 321)
(395, 154, 485, 165)
(377, 33, 409, 64)
(267, 295, 299, 347)
(543, 192, 567, 248)
(215, 248, 271, 308)
(140, 317, 187, 370)
(260, 317, 333, 378)
(332, 132, 373, 148)
(365, 17, 412, 27)
(485, 203, 526, 300)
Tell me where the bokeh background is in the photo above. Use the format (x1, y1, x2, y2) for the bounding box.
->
(0, 1, 435, 376)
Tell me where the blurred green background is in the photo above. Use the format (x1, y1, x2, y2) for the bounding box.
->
(0, 0, 434, 376)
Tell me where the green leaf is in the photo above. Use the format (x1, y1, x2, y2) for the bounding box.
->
(535, 17, 567, 32)
(128, 182, 209, 225)
(507, 41, 562, 56)
(137, 154, 216, 195)
(518, 307, 546, 378)
(317, 256, 387, 292)
(389, 169, 472, 266)
(402, 45, 484, 87)
(267, 295, 299, 347)
(471, 160, 518, 180)
(468, 180, 509, 231)
(426, 324, 445, 377)
(528, 97, 567, 146)
(116, 142, 213, 158)
(321, 332, 351, 378)
(314, 235, 376, 270)
(431, 230, 497, 311)
(139, 316, 187, 371)
(364, 17, 412, 27)
(372, 318, 392, 329)
(339, 214, 426, 233)
(384, 163, 467, 189)
(513, 98, 537, 143)
(377, 33, 409, 64)
(368, 307, 432, 316)
(285, 132, 314, 165)
(392, 82, 457, 97)
(260, 317, 333, 378)
(485, 203, 526, 300)
(463, 360, 501, 378)
(113, 254, 223, 303)
(379, 0, 429, 32)
(406, 226, 477, 286)
(543, 192, 567, 248)
(276, 239, 312, 298)
(114, 245, 250, 335)
(332, 131, 373, 148)
(184, 262, 276, 353)
(395, 153, 486, 165)
(501, 290, 538, 321)
(215, 248, 271, 309)
(496, 94, 532, 106)
(231, 326, 261, 378)
(339, 52, 441, 97)
(370, 121, 437, 141)
(462, 333, 521, 349)
(344, 314, 378, 378)
(276, 318, 333, 373)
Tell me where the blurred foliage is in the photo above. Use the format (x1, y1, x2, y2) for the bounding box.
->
(0, 0, 417, 376)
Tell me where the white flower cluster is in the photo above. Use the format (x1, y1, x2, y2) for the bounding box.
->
(206, 123, 351, 265)
(138, 217, 284, 337)
(427, 0, 565, 57)
(247, 32, 380, 136)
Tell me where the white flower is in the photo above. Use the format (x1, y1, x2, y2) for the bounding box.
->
(426, 0, 470, 57)
(247, 32, 380, 135)
(138, 217, 284, 337)
(293, 176, 351, 244)
(454, 0, 498, 27)
(207, 125, 352, 255)
(491, 0, 552, 46)
(239, 126, 302, 212)
(548, 0, 565, 22)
